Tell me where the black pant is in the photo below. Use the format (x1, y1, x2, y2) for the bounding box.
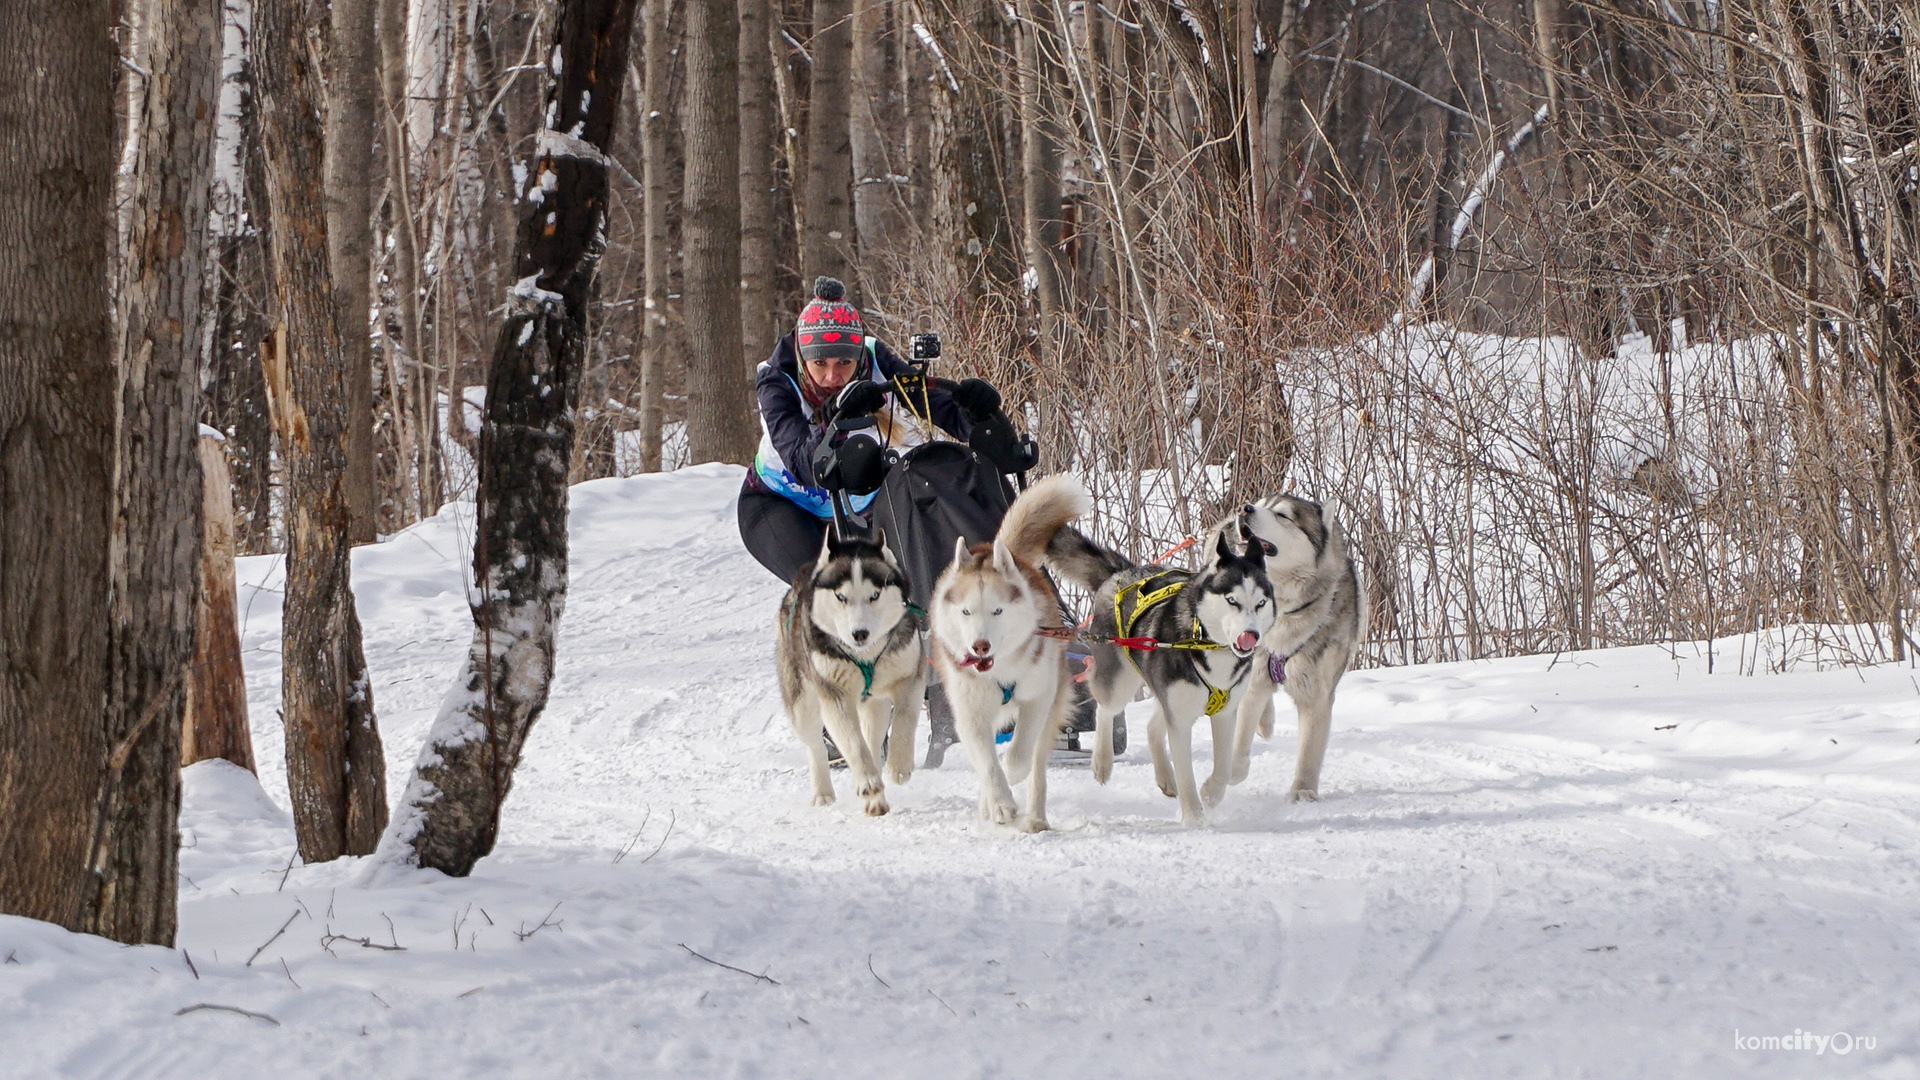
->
(737, 484, 828, 585)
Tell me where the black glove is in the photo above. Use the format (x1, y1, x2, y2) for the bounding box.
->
(969, 409, 1039, 475)
(828, 380, 887, 420)
(950, 378, 1001, 420)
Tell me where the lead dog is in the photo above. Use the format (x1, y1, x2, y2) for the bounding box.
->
(775, 531, 924, 815)
(1046, 521, 1276, 825)
(1212, 497, 1364, 802)
(927, 474, 1086, 832)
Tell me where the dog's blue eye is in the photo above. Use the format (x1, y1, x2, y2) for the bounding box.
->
(961, 608, 971, 615)
(1256, 599, 1267, 609)
(992, 607, 1002, 615)
(869, 591, 880, 602)
(1226, 597, 1240, 608)
(834, 592, 846, 603)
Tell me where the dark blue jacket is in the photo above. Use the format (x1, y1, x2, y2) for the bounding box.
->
(748, 333, 972, 499)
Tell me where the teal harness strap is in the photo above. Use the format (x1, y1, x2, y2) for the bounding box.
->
(1000, 683, 1016, 704)
(855, 658, 876, 700)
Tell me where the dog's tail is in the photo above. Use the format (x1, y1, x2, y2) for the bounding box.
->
(996, 473, 1090, 568)
(1045, 526, 1131, 590)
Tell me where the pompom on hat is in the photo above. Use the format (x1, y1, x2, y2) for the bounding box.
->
(795, 276, 866, 363)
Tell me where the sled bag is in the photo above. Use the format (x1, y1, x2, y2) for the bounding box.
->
(872, 441, 1016, 612)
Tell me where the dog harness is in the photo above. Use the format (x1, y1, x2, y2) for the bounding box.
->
(1109, 572, 1231, 716)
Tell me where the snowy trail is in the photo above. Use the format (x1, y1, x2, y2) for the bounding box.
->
(4, 465, 1919, 1078)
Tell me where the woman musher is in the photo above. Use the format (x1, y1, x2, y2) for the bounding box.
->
(737, 276, 1010, 765)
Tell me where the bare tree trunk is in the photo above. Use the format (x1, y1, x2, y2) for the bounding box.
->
(638, 0, 672, 470)
(83, 0, 221, 947)
(208, 44, 278, 555)
(686, 0, 755, 461)
(330, 0, 381, 543)
(849, 0, 894, 302)
(804, 0, 854, 283)
(0, 0, 116, 936)
(382, 0, 640, 877)
(255, 0, 389, 863)
(1017, 0, 1062, 331)
(184, 432, 255, 773)
(380, 0, 434, 516)
(740, 0, 778, 359)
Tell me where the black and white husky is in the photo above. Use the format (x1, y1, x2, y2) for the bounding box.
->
(1212, 497, 1365, 802)
(775, 532, 924, 815)
(927, 475, 1088, 832)
(1046, 522, 1277, 825)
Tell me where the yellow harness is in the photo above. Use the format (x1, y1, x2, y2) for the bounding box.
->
(1110, 572, 1231, 716)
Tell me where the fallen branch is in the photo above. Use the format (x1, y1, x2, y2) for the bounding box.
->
(867, 953, 891, 989)
(321, 932, 406, 952)
(514, 902, 564, 942)
(677, 943, 780, 985)
(247, 910, 301, 967)
(175, 1003, 281, 1026)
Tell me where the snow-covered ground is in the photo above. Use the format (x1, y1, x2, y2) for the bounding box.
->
(4, 465, 1918, 1079)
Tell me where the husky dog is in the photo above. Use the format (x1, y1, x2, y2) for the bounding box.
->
(1211, 497, 1365, 802)
(927, 474, 1087, 832)
(1047, 523, 1277, 825)
(775, 531, 924, 815)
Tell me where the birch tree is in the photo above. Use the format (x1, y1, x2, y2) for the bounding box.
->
(382, 0, 641, 877)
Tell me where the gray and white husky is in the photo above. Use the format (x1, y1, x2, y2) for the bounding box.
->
(927, 474, 1087, 832)
(775, 531, 924, 815)
(1211, 496, 1365, 802)
(1046, 522, 1277, 825)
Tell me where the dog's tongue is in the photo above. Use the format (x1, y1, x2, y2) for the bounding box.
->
(1235, 630, 1260, 653)
(962, 654, 994, 673)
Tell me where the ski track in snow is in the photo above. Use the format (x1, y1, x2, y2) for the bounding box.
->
(5, 464, 1920, 1078)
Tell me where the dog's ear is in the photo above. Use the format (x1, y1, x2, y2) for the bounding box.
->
(992, 538, 1020, 580)
(951, 534, 971, 571)
(1213, 526, 1241, 566)
(816, 530, 838, 572)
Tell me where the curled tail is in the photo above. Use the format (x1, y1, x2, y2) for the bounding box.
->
(996, 473, 1090, 566)
(1044, 525, 1131, 591)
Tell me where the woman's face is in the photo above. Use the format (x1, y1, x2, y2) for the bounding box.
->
(805, 355, 857, 391)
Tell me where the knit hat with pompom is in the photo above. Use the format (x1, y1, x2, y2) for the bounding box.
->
(794, 277, 866, 363)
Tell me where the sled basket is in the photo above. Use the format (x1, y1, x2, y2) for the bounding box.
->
(871, 440, 1017, 613)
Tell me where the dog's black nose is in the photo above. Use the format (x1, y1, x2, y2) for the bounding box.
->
(1243, 503, 1256, 515)
(852, 629, 869, 644)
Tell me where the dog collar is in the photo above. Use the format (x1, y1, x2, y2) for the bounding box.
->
(854, 657, 875, 699)
(1268, 652, 1289, 685)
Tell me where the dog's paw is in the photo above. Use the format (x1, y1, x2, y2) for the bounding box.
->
(1229, 756, 1251, 785)
(863, 793, 891, 816)
(1156, 777, 1178, 799)
(1179, 808, 1208, 828)
(810, 792, 835, 807)
(1200, 777, 1226, 808)
(1016, 814, 1049, 834)
(888, 762, 913, 786)
(1091, 745, 1113, 784)
(981, 795, 1018, 825)
(1288, 786, 1319, 803)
